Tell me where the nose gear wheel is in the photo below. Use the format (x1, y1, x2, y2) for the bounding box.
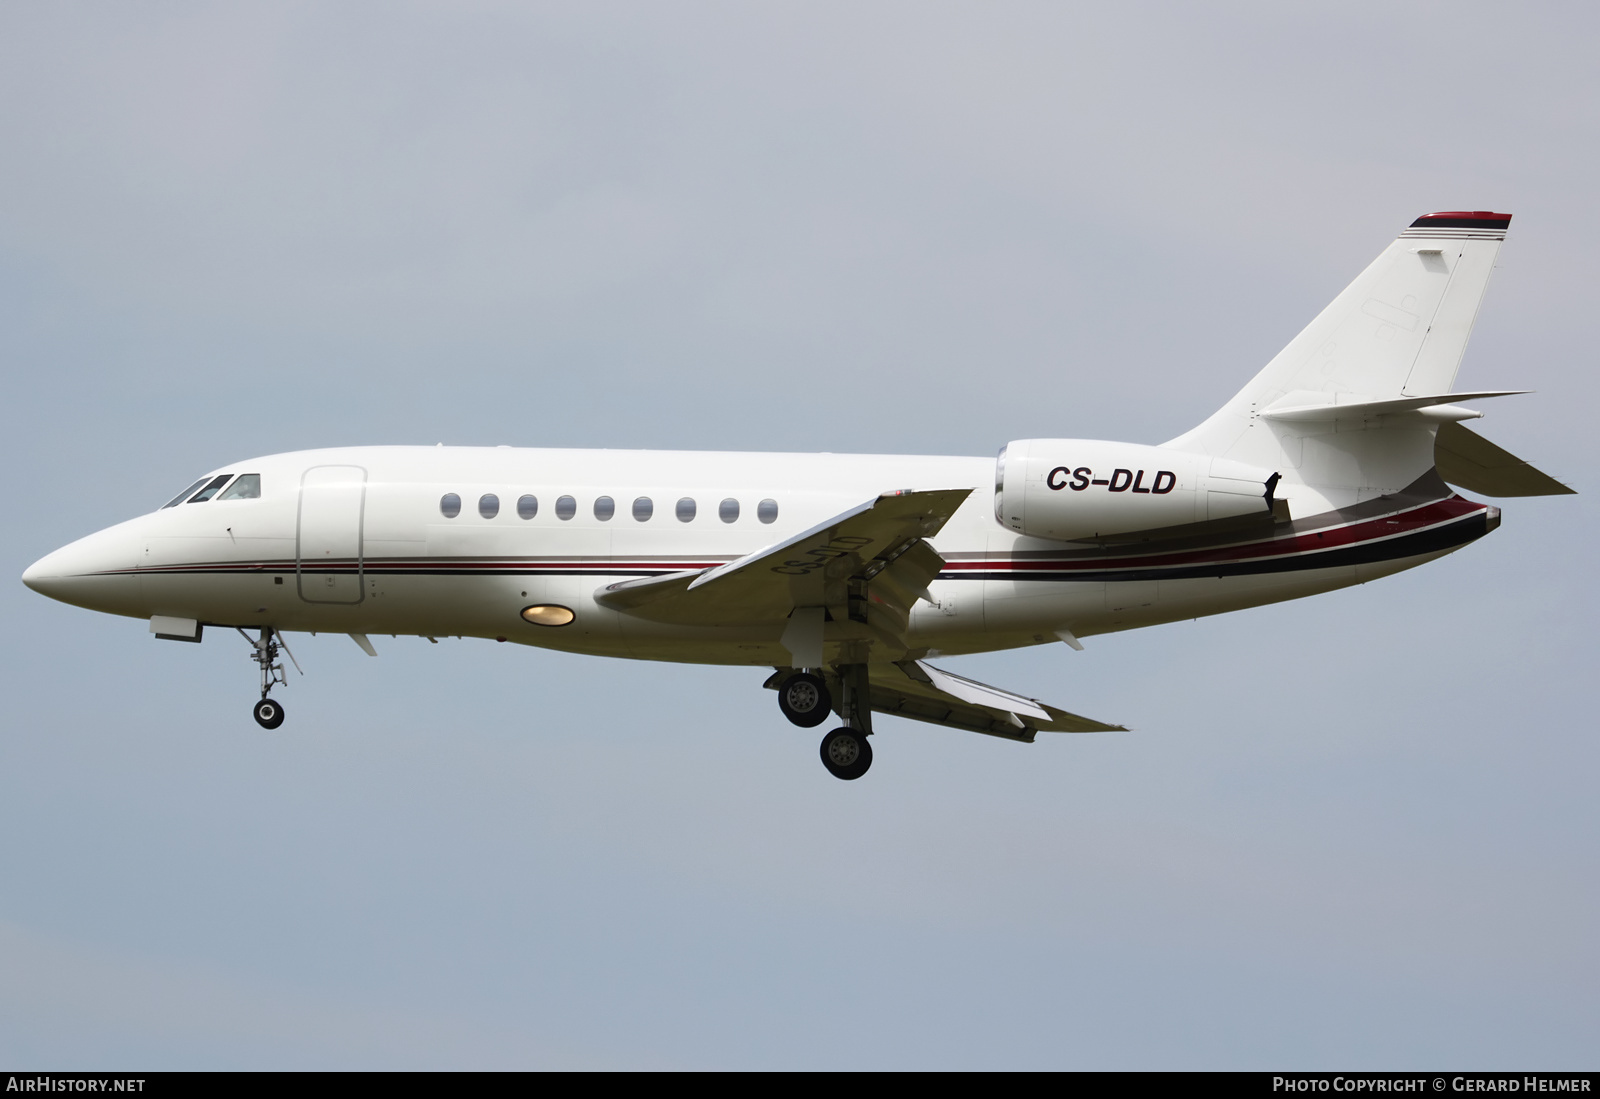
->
(253, 698, 285, 729)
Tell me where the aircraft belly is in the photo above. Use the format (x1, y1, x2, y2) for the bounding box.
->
(925, 553, 1437, 645)
(283, 572, 622, 647)
(615, 636, 790, 666)
(38, 574, 149, 618)
(245, 546, 1454, 657)
(1086, 565, 1366, 634)
(976, 577, 1104, 634)
(1353, 547, 1456, 584)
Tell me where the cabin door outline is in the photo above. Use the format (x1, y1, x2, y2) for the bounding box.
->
(297, 465, 367, 605)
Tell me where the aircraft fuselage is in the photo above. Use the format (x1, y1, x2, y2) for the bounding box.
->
(23, 444, 1494, 668)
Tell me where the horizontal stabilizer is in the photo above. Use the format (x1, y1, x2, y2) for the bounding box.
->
(1434, 421, 1576, 497)
(1260, 390, 1527, 423)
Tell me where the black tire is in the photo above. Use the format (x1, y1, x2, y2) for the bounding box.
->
(253, 698, 285, 730)
(819, 727, 872, 780)
(778, 672, 833, 728)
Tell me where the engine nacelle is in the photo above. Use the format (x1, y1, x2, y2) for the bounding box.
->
(994, 439, 1279, 542)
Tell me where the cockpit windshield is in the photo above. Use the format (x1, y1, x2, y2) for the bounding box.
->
(160, 472, 263, 509)
(217, 474, 260, 500)
(186, 474, 233, 504)
(162, 477, 212, 509)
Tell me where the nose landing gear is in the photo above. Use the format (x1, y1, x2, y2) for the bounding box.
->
(253, 697, 285, 729)
(238, 626, 299, 729)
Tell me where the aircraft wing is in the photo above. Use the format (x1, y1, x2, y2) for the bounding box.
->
(765, 660, 1127, 743)
(594, 488, 972, 632)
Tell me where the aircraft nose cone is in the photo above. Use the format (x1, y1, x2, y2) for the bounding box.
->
(21, 548, 70, 596)
(23, 555, 47, 591)
(21, 521, 144, 611)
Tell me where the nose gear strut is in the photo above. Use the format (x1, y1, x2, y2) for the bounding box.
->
(238, 626, 300, 729)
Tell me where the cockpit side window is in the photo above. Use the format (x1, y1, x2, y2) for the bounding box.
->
(217, 474, 261, 500)
(162, 478, 211, 509)
(187, 474, 234, 503)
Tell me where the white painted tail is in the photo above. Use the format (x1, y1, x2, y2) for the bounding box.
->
(1165, 212, 1511, 505)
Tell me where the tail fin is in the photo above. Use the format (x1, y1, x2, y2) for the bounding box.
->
(1166, 212, 1511, 502)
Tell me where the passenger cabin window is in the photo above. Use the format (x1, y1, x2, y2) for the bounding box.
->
(594, 496, 615, 521)
(440, 493, 462, 518)
(632, 497, 653, 521)
(187, 474, 233, 503)
(218, 474, 261, 500)
(556, 495, 576, 520)
(719, 498, 739, 523)
(479, 493, 499, 519)
(517, 495, 538, 519)
(676, 498, 696, 522)
(163, 478, 211, 509)
(758, 498, 779, 524)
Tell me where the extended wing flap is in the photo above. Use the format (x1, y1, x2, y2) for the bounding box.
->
(864, 661, 1126, 743)
(1435, 421, 1576, 497)
(594, 487, 972, 627)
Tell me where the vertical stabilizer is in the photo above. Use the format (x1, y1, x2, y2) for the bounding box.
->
(1165, 212, 1510, 502)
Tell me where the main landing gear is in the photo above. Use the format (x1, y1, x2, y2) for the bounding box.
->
(239, 626, 298, 729)
(777, 671, 832, 727)
(776, 665, 875, 781)
(819, 727, 872, 781)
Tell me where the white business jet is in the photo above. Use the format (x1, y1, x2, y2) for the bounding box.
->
(22, 211, 1573, 779)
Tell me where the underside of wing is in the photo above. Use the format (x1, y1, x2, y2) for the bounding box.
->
(768, 660, 1127, 743)
(593, 488, 972, 634)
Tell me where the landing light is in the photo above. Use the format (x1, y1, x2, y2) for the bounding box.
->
(521, 604, 575, 627)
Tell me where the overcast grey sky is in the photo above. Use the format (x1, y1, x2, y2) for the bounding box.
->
(2, 1, 1595, 1069)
